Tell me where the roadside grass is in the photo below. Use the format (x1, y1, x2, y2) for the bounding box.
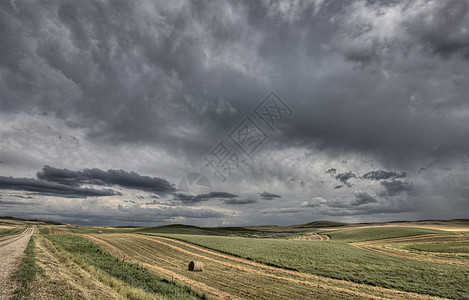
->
(0, 227, 26, 237)
(38, 226, 49, 235)
(45, 234, 205, 300)
(12, 236, 43, 299)
(159, 233, 469, 299)
(320, 227, 452, 242)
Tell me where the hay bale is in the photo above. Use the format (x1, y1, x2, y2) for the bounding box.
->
(188, 261, 203, 272)
(97, 230, 103, 234)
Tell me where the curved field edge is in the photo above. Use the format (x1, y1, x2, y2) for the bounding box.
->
(403, 242, 469, 254)
(43, 233, 206, 300)
(319, 227, 454, 242)
(152, 233, 469, 299)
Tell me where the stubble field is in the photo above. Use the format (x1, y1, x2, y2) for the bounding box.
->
(2, 218, 469, 299)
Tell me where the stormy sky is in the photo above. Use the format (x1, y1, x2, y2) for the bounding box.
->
(0, 0, 468, 226)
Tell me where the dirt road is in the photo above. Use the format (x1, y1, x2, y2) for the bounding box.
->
(0, 227, 35, 300)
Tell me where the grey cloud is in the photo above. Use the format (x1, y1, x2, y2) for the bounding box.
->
(334, 0, 469, 63)
(259, 191, 282, 200)
(261, 208, 305, 214)
(1, 0, 468, 166)
(37, 166, 176, 195)
(380, 180, 413, 196)
(334, 172, 356, 186)
(224, 198, 257, 205)
(362, 170, 406, 181)
(0, 199, 32, 205)
(0, 176, 119, 198)
(301, 201, 321, 208)
(351, 192, 378, 206)
(173, 192, 210, 205)
(3, 204, 224, 226)
(209, 191, 239, 199)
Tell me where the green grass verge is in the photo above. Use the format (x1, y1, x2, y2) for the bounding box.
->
(45, 234, 205, 300)
(321, 227, 452, 242)
(160, 233, 469, 299)
(12, 236, 43, 299)
(37, 226, 49, 235)
(0, 227, 26, 237)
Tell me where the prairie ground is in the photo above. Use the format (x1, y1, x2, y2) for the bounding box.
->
(1, 218, 468, 299)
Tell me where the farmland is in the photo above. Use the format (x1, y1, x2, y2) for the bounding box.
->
(1, 218, 469, 299)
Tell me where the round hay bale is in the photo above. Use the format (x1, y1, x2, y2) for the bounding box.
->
(97, 230, 103, 234)
(188, 261, 203, 272)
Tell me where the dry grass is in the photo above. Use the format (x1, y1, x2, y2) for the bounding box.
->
(48, 226, 73, 235)
(32, 234, 126, 300)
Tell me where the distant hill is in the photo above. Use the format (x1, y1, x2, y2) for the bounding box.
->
(0, 216, 64, 225)
(295, 221, 347, 228)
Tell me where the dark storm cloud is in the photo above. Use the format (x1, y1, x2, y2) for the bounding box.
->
(259, 191, 282, 200)
(3, 205, 224, 226)
(224, 198, 257, 205)
(1, 0, 468, 165)
(334, 172, 356, 186)
(380, 180, 413, 197)
(351, 192, 378, 206)
(0, 199, 31, 205)
(362, 170, 406, 181)
(306, 194, 415, 216)
(209, 191, 239, 199)
(0, 176, 119, 198)
(175, 191, 248, 205)
(37, 166, 176, 195)
(173, 192, 209, 205)
(334, 0, 469, 63)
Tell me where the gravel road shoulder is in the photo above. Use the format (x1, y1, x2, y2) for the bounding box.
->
(0, 227, 35, 300)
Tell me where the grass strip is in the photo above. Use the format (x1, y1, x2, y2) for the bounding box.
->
(0, 227, 26, 237)
(45, 234, 205, 300)
(12, 236, 43, 299)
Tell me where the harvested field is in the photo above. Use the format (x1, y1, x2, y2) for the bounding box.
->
(87, 233, 445, 300)
(350, 233, 469, 266)
(48, 226, 74, 235)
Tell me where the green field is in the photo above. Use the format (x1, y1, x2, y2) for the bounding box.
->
(321, 226, 452, 242)
(155, 232, 469, 299)
(404, 242, 469, 254)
